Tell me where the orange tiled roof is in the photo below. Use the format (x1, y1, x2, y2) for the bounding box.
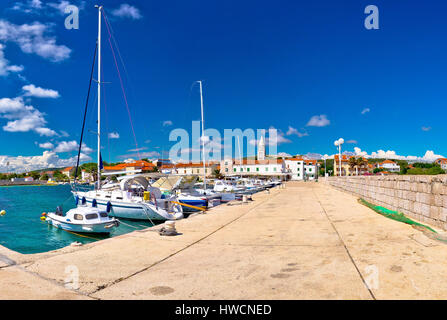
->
(175, 162, 218, 168)
(104, 160, 155, 171)
(380, 160, 397, 165)
(62, 166, 74, 172)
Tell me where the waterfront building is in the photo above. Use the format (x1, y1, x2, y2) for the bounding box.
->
(377, 160, 400, 173)
(62, 166, 75, 178)
(284, 158, 318, 180)
(174, 162, 219, 176)
(333, 155, 369, 176)
(434, 158, 447, 170)
(155, 159, 172, 167)
(224, 159, 286, 177)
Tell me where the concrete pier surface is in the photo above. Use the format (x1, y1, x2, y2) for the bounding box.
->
(2, 181, 447, 299)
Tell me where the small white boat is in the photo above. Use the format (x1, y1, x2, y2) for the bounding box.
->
(46, 206, 120, 234)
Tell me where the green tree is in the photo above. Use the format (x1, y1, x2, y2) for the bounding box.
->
(212, 168, 223, 179)
(40, 173, 49, 181)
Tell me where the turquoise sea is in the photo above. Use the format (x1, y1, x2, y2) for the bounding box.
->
(0, 185, 156, 254)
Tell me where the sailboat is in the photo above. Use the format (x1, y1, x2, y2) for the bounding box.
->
(176, 81, 223, 210)
(72, 5, 183, 221)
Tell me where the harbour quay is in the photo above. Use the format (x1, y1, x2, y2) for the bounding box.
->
(2, 181, 447, 299)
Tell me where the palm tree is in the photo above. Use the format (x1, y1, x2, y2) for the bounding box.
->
(356, 157, 367, 175)
(348, 157, 357, 176)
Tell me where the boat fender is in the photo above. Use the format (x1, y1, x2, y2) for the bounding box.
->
(92, 199, 97, 207)
(75, 195, 79, 205)
(81, 197, 86, 205)
(40, 216, 46, 221)
(41, 212, 47, 216)
(106, 201, 112, 213)
(0, 210, 6, 216)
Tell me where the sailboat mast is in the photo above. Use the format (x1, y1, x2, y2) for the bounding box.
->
(198, 81, 206, 192)
(96, 5, 102, 189)
(237, 136, 242, 179)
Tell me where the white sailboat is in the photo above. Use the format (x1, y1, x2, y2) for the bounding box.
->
(72, 5, 183, 221)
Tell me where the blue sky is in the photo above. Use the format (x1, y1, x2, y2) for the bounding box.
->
(0, 0, 446, 171)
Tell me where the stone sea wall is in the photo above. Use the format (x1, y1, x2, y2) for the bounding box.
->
(327, 175, 447, 230)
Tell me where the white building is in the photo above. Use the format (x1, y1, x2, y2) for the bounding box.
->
(225, 159, 286, 176)
(377, 160, 400, 173)
(285, 158, 318, 180)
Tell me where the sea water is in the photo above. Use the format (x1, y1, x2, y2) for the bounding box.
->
(0, 184, 156, 254)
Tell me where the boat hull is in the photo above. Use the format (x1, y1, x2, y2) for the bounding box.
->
(74, 193, 183, 221)
(46, 216, 116, 234)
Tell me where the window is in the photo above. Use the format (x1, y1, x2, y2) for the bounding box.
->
(274, 167, 277, 172)
(197, 169, 200, 174)
(265, 167, 268, 172)
(225, 161, 228, 165)
(86, 213, 98, 220)
(240, 168, 243, 172)
(247, 168, 250, 172)
(256, 167, 259, 172)
(225, 168, 228, 172)
(100, 212, 108, 218)
(234, 168, 237, 172)
(74, 214, 83, 220)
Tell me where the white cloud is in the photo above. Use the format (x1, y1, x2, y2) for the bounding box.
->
(162, 120, 173, 127)
(421, 126, 431, 132)
(346, 140, 358, 144)
(35, 127, 57, 136)
(22, 84, 59, 98)
(276, 152, 292, 158)
(111, 4, 143, 20)
(361, 108, 370, 115)
(47, 1, 72, 14)
(249, 128, 291, 147)
(352, 147, 444, 162)
(0, 97, 56, 136)
(286, 126, 308, 137)
(118, 151, 160, 159)
(127, 147, 148, 152)
(54, 140, 93, 153)
(306, 115, 330, 127)
(59, 130, 69, 137)
(39, 142, 54, 149)
(0, 20, 71, 62)
(0, 44, 24, 76)
(108, 132, 119, 139)
(0, 151, 91, 173)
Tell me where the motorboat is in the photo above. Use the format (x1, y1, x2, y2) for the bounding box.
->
(46, 205, 119, 234)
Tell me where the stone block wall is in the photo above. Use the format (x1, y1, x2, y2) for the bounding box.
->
(326, 175, 447, 230)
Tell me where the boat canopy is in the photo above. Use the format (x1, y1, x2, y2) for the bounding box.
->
(152, 176, 183, 191)
(119, 175, 149, 191)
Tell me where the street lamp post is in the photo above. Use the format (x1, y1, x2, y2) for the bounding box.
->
(334, 138, 344, 176)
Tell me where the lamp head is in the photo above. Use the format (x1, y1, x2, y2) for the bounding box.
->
(334, 140, 339, 146)
(338, 138, 344, 144)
